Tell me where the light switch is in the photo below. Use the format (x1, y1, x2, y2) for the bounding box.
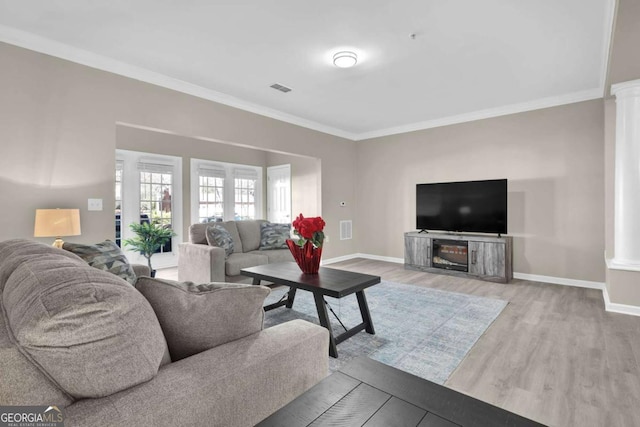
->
(88, 198, 103, 211)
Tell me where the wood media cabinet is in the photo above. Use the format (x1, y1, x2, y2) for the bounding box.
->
(404, 232, 513, 283)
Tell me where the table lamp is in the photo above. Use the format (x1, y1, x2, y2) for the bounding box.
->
(34, 209, 82, 248)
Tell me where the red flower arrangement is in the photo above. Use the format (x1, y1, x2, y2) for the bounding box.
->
(291, 214, 325, 248)
(287, 214, 325, 274)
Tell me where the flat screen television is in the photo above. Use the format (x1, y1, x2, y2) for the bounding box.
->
(416, 179, 507, 234)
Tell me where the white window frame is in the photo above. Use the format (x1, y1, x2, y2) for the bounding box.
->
(116, 149, 183, 269)
(115, 160, 124, 247)
(194, 163, 226, 224)
(191, 158, 263, 225)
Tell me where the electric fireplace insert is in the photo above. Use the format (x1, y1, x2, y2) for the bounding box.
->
(432, 239, 469, 272)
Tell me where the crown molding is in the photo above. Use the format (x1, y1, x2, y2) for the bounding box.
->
(353, 89, 604, 141)
(611, 79, 640, 96)
(0, 25, 358, 141)
(600, 0, 617, 96)
(0, 24, 606, 142)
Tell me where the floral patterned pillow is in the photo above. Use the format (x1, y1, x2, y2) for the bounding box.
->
(205, 225, 234, 258)
(259, 222, 291, 250)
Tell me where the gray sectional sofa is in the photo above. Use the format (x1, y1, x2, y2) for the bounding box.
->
(0, 239, 329, 427)
(178, 219, 293, 283)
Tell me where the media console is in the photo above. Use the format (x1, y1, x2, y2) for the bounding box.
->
(404, 232, 513, 283)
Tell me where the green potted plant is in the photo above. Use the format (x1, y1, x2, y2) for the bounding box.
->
(124, 221, 176, 276)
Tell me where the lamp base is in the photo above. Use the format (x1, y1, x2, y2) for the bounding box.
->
(52, 238, 65, 249)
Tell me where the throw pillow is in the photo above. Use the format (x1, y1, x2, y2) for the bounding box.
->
(1, 239, 168, 399)
(259, 222, 291, 250)
(135, 277, 270, 361)
(63, 240, 137, 285)
(205, 224, 234, 258)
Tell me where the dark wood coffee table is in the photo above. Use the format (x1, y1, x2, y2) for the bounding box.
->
(240, 262, 381, 358)
(258, 356, 546, 427)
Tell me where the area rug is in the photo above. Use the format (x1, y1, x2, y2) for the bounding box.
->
(263, 280, 507, 384)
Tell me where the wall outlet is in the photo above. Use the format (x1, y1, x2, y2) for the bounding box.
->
(88, 198, 103, 211)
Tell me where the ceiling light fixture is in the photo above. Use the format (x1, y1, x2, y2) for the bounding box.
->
(333, 51, 358, 68)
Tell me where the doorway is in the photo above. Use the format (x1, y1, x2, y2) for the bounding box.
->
(267, 164, 291, 224)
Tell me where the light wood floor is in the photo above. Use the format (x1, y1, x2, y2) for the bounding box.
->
(157, 260, 640, 427)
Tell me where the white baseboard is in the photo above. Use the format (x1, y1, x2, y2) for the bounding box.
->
(322, 253, 640, 316)
(512, 272, 605, 290)
(322, 253, 404, 265)
(324, 253, 606, 289)
(602, 287, 640, 317)
(321, 254, 361, 265)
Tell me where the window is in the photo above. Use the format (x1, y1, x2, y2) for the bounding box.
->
(191, 159, 262, 224)
(116, 149, 182, 269)
(197, 166, 226, 223)
(138, 163, 173, 253)
(234, 168, 259, 221)
(115, 161, 123, 247)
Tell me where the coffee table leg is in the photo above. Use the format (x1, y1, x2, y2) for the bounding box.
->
(356, 290, 375, 334)
(251, 278, 261, 286)
(285, 287, 297, 308)
(313, 293, 338, 358)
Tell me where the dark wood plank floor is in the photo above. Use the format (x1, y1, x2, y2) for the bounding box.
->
(158, 260, 640, 427)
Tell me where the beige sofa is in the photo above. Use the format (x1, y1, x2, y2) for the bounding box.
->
(0, 239, 328, 427)
(179, 220, 293, 283)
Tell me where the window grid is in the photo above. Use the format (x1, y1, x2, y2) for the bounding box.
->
(139, 171, 173, 253)
(198, 176, 225, 223)
(115, 163, 123, 247)
(235, 178, 256, 221)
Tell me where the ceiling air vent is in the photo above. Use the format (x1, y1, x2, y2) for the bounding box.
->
(340, 220, 353, 240)
(270, 83, 292, 93)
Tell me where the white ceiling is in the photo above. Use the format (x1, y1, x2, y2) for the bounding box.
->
(0, 0, 614, 140)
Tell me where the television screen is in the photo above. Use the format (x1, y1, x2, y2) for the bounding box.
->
(416, 179, 507, 234)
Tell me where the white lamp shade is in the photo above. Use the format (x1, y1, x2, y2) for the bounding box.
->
(333, 51, 358, 68)
(34, 209, 81, 238)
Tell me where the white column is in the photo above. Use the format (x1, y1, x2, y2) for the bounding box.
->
(611, 79, 640, 269)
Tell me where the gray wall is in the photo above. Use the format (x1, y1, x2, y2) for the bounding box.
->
(356, 100, 605, 282)
(117, 125, 270, 240)
(2, 15, 636, 289)
(266, 152, 321, 222)
(0, 42, 357, 259)
(607, 0, 640, 86)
